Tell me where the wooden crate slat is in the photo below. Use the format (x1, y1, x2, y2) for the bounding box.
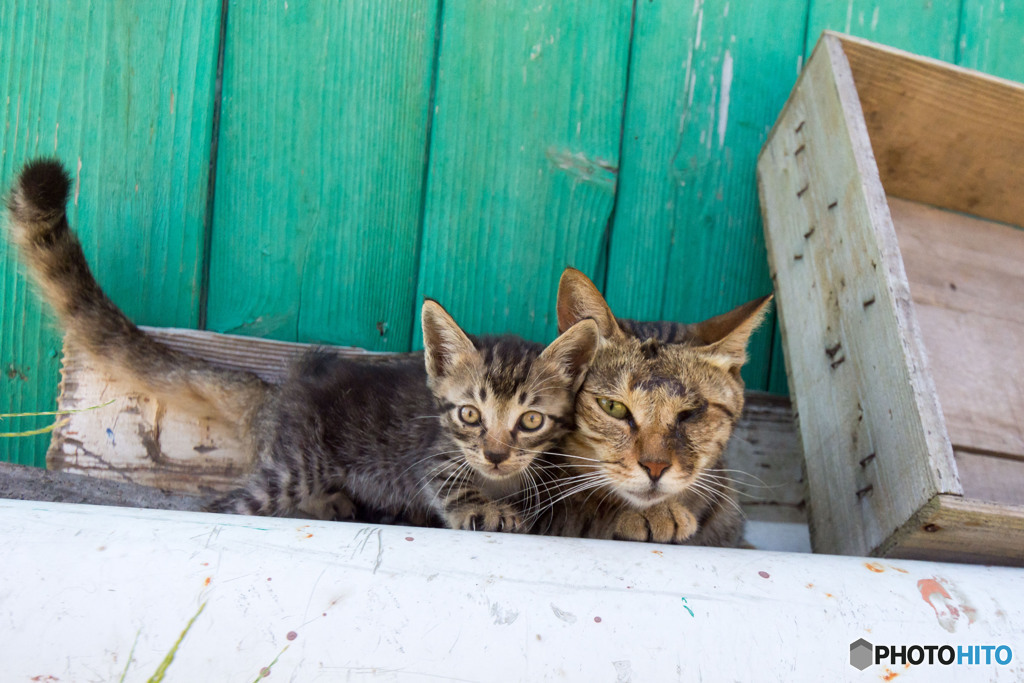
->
(880, 494, 1024, 566)
(841, 36, 1024, 229)
(889, 198, 1024, 460)
(0, 0, 222, 465)
(413, 0, 632, 346)
(758, 33, 959, 558)
(206, 1, 438, 351)
(603, 0, 807, 392)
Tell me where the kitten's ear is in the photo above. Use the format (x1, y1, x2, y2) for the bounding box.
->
(696, 295, 774, 377)
(422, 299, 477, 379)
(539, 318, 600, 392)
(556, 267, 623, 339)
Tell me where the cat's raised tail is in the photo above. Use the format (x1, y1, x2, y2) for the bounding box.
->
(5, 158, 270, 427)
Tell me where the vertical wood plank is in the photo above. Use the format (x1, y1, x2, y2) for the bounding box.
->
(770, 0, 963, 392)
(414, 1, 633, 344)
(0, 1, 221, 465)
(206, 0, 438, 351)
(806, 0, 961, 60)
(958, 0, 1024, 81)
(606, 0, 808, 390)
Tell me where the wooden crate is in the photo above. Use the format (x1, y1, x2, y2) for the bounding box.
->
(758, 31, 1024, 566)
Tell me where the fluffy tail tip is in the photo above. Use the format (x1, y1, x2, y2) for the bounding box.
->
(9, 157, 72, 217)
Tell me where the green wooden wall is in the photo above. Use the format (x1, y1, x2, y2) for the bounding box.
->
(2, 0, 1022, 466)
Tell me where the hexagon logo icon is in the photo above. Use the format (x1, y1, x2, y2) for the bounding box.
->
(850, 638, 873, 670)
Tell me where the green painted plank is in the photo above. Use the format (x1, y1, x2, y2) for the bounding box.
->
(805, 0, 961, 60)
(0, 1, 221, 466)
(414, 0, 633, 345)
(606, 0, 808, 391)
(958, 0, 1024, 82)
(206, 0, 438, 351)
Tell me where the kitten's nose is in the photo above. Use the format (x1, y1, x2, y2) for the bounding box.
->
(639, 460, 670, 481)
(484, 450, 510, 465)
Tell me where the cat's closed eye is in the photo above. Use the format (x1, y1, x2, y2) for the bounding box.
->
(458, 405, 481, 425)
(596, 397, 630, 420)
(518, 411, 544, 431)
(676, 402, 707, 423)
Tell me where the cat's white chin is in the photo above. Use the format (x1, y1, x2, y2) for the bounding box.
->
(619, 488, 672, 509)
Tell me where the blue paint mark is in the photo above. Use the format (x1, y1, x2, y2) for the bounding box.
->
(106, 428, 115, 445)
(681, 597, 694, 617)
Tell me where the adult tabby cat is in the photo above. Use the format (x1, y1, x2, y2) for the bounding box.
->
(5, 158, 599, 532)
(535, 268, 771, 547)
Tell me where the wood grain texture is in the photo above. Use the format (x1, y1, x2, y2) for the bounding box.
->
(0, 0, 221, 466)
(604, 0, 807, 391)
(806, 0, 961, 61)
(413, 0, 632, 346)
(47, 327, 805, 523)
(958, 0, 1024, 81)
(841, 34, 1024, 228)
(889, 198, 1024, 460)
(758, 34, 958, 558)
(881, 494, 1024, 567)
(206, 0, 438, 351)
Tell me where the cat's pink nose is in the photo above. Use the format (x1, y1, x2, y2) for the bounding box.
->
(639, 460, 669, 480)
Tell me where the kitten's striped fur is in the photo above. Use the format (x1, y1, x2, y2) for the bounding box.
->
(5, 158, 598, 531)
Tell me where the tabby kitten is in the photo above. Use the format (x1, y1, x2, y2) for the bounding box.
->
(6, 158, 598, 532)
(536, 268, 771, 547)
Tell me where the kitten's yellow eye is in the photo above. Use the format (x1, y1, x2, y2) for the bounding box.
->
(458, 405, 480, 425)
(597, 397, 630, 420)
(519, 411, 544, 431)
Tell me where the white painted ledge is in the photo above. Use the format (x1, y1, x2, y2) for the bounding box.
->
(3, 499, 1022, 681)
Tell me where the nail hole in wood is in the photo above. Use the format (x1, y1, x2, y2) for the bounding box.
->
(856, 485, 873, 499)
(863, 296, 875, 308)
(827, 201, 838, 210)
(923, 524, 941, 533)
(804, 226, 815, 239)
(859, 453, 876, 467)
(825, 343, 841, 358)
(830, 356, 846, 370)
(793, 254, 803, 261)
(794, 144, 806, 156)
(795, 120, 805, 133)
(796, 184, 809, 198)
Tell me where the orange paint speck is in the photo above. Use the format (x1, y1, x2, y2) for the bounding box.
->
(204, 577, 211, 587)
(305, 533, 313, 539)
(805, 583, 814, 589)
(825, 593, 834, 598)
(890, 565, 909, 574)
(865, 562, 885, 573)
(918, 578, 959, 620)
(882, 667, 899, 681)
(651, 550, 663, 556)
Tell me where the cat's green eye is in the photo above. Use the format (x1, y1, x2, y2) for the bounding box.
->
(458, 405, 481, 425)
(518, 411, 544, 431)
(597, 397, 630, 420)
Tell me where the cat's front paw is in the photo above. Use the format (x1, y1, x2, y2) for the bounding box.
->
(446, 501, 524, 533)
(613, 499, 698, 544)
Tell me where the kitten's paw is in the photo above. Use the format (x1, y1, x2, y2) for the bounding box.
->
(446, 502, 524, 533)
(613, 499, 698, 544)
(300, 491, 358, 521)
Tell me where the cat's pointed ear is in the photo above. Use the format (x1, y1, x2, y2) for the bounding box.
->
(556, 267, 624, 339)
(539, 318, 600, 392)
(696, 295, 774, 377)
(422, 299, 476, 379)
